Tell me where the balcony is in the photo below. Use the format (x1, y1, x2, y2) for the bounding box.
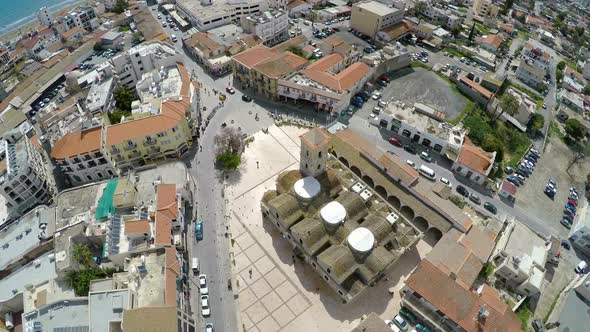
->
(144, 139, 157, 146)
(123, 143, 137, 151)
(127, 151, 141, 159)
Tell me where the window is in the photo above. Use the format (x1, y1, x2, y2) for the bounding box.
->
(318, 151, 322, 158)
(305, 163, 308, 169)
(97, 172, 103, 178)
(402, 130, 411, 137)
(146, 136, 152, 141)
(327, 268, 331, 274)
(86, 175, 92, 181)
(317, 164, 320, 170)
(306, 150, 309, 157)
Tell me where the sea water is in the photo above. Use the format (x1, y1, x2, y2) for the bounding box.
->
(0, 0, 82, 35)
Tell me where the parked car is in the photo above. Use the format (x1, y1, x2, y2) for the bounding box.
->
(392, 315, 409, 331)
(506, 176, 522, 186)
(199, 274, 208, 294)
(469, 193, 481, 205)
(226, 86, 235, 94)
(398, 308, 417, 325)
(561, 240, 571, 250)
(439, 177, 451, 187)
(415, 323, 430, 332)
(564, 208, 575, 217)
(205, 323, 214, 332)
(379, 74, 391, 82)
(456, 185, 469, 197)
(241, 95, 253, 102)
(575, 261, 588, 274)
(565, 203, 576, 212)
(531, 319, 544, 332)
(195, 221, 203, 240)
(483, 202, 497, 214)
(406, 160, 416, 169)
(389, 137, 402, 147)
(377, 79, 388, 87)
(561, 218, 572, 229)
(403, 145, 417, 154)
(378, 100, 387, 108)
(504, 166, 514, 174)
(563, 214, 574, 223)
(201, 295, 211, 316)
(419, 151, 432, 162)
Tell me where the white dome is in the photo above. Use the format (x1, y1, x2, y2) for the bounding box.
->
(320, 201, 346, 225)
(294, 176, 321, 200)
(347, 227, 375, 253)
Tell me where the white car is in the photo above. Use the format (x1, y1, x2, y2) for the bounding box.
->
(199, 274, 208, 295)
(392, 315, 409, 331)
(406, 160, 416, 169)
(201, 295, 211, 316)
(385, 320, 401, 332)
(369, 113, 377, 120)
(378, 100, 387, 108)
(205, 323, 214, 332)
(440, 177, 452, 187)
(372, 91, 382, 100)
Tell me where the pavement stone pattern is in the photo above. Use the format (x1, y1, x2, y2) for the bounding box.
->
(234, 226, 312, 332)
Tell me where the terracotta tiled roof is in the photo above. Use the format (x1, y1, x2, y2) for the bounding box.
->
(377, 153, 419, 185)
(300, 128, 331, 148)
(124, 220, 150, 235)
(30, 135, 42, 150)
(232, 44, 277, 68)
(287, 0, 308, 9)
(51, 126, 102, 160)
(499, 23, 514, 33)
(459, 77, 493, 99)
(478, 34, 503, 49)
(105, 64, 190, 146)
(165, 247, 180, 306)
(22, 36, 41, 50)
(381, 20, 413, 40)
(186, 32, 223, 55)
(155, 184, 178, 245)
(0, 159, 6, 175)
(253, 51, 308, 79)
(459, 227, 496, 263)
(406, 260, 521, 332)
(61, 27, 84, 40)
(303, 57, 371, 93)
(456, 138, 495, 175)
(501, 180, 517, 195)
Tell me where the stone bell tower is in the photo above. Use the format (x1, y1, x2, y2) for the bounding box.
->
(299, 128, 331, 177)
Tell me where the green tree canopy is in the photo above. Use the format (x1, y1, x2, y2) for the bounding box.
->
(557, 61, 566, 71)
(112, 0, 129, 14)
(109, 109, 131, 124)
(584, 84, 590, 96)
(287, 46, 305, 58)
(72, 243, 94, 267)
(565, 118, 585, 140)
(527, 113, 545, 134)
(114, 87, 134, 113)
(496, 94, 519, 120)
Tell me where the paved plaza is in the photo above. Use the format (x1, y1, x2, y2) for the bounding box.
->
(225, 125, 432, 332)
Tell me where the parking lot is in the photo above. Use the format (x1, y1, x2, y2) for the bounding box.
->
(515, 136, 586, 238)
(406, 45, 489, 78)
(380, 67, 468, 120)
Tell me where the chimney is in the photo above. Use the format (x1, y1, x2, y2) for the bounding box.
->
(450, 272, 457, 280)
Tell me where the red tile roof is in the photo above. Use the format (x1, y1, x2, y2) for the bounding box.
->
(124, 220, 150, 235)
(254, 51, 308, 79)
(456, 138, 495, 175)
(155, 184, 178, 245)
(165, 247, 180, 306)
(232, 44, 277, 69)
(302, 56, 371, 93)
(478, 34, 503, 49)
(406, 260, 521, 332)
(459, 77, 493, 99)
(501, 180, 517, 195)
(51, 127, 102, 160)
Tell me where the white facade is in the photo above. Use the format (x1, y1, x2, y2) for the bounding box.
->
(516, 45, 551, 88)
(176, 0, 269, 31)
(241, 9, 289, 46)
(0, 140, 52, 218)
(37, 7, 53, 27)
(110, 42, 183, 88)
(278, 76, 351, 112)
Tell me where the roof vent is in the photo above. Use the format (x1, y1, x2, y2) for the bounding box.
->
(320, 201, 346, 230)
(347, 227, 375, 255)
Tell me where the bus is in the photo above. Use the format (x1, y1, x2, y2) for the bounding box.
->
(419, 165, 436, 180)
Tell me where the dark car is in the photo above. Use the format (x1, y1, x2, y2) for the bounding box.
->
(379, 74, 391, 82)
(195, 221, 203, 241)
(561, 218, 572, 229)
(469, 193, 481, 205)
(515, 168, 530, 178)
(483, 202, 497, 214)
(506, 176, 521, 187)
(398, 307, 418, 325)
(241, 95, 253, 102)
(456, 185, 469, 197)
(561, 240, 571, 250)
(363, 46, 375, 53)
(563, 214, 574, 223)
(377, 79, 388, 86)
(389, 137, 402, 147)
(531, 319, 544, 332)
(403, 145, 417, 154)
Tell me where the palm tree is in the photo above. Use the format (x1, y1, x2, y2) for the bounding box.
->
(72, 243, 93, 267)
(64, 270, 78, 289)
(495, 94, 519, 120)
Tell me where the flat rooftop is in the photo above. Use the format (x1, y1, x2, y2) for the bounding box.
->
(355, 1, 400, 15)
(23, 298, 89, 332)
(137, 66, 183, 103)
(287, 74, 339, 94)
(89, 288, 129, 331)
(502, 222, 547, 267)
(176, 0, 232, 20)
(382, 101, 450, 139)
(86, 77, 114, 112)
(0, 206, 55, 270)
(55, 183, 105, 230)
(0, 251, 57, 304)
(114, 252, 166, 307)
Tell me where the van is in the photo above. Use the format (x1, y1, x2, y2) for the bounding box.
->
(313, 48, 321, 54)
(419, 165, 436, 180)
(192, 257, 200, 273)
(575, 260, 587, 274)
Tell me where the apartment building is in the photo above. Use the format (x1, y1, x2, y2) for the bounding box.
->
(240, 8, 289, 46)
(176, 0, 269, 31)
(0, 139, 52, 218)
(232, 45, 307, 100)
(278, 53, 371, 112)
(350, 1, 404, 38)
(516, 43, 552, 88)
(37, 7, 53, 26)
(422, 5, 463, 29)
(110, 42, 183, 88)
(50, 126, 116, 186)
(55, 7, 97, 32)
(472, 0, 499, 18)
(451, 138, 496, 186)
(504, 88, 536, 130)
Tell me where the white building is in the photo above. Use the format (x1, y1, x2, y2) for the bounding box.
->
(0, 140, 52, 218)
(241, 9, 289, 46)
(516, 43, 552, 88)
(502, 88, 536, 131)
(583, 61, 590, 81)
(369, 102, 466, 157)
(50, 126, 116, 186)
(85, 76, 116, 115)
(421, 5, 463, 29)
(451, 139, 496, 185)
(350, 1, 404, 38)
(37, 7, 53, 27)
(110, 42, 183, 88)
(176, 0, 269, 31)
(492, 220, 548, 296)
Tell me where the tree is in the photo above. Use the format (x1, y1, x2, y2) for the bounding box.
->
(112, 0, 129, 14)
(287, 46, 305, 58)
(496, 94, 519, 120)
(109, 109, 130, 124)
(537, 82, 548, 92)
(481, 134, 504, 162)
(584, 84, 590, 96)
(114, 87, 134, 113)
(467, 23, 476, 44)
(214, 127, 244, 170)
(72, 243, 93, 267)
(414, 1, 427, 13)
(565, 118, 585, 141)
(557, 61, 566, 71)
(556, 69, 564, 82)
(527, 113, 545, 134)
(93, 42, 103, 52)
(451, 25, 462, 37)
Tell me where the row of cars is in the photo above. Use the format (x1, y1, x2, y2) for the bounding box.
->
(505, 148, 541, 190)
(560, 187, 580, 229)
(411, 50, 429, 64)
(32, 83, 66, 114)
(313, 26, 339, 39)
(385, 307, 430, 332)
